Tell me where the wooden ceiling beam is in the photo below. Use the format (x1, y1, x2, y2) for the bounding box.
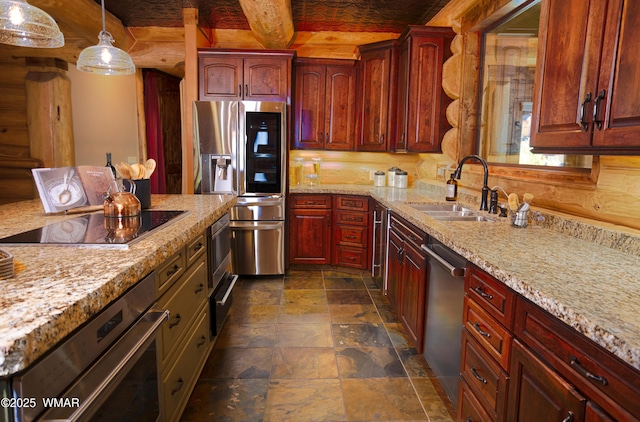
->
(238, 0, 295, 49)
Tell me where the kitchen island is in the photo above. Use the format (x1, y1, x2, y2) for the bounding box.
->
(0, 194, 235, 377)
(291, 183, 640, 372)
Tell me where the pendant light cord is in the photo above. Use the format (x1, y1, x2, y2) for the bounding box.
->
(101, 0, 107, 35)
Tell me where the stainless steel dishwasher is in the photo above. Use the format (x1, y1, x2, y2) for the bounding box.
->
(420, 238, 467, 409)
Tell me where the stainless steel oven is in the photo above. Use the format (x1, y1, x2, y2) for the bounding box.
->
(1, 272, 168, 422)
(208, 213, 237, 338)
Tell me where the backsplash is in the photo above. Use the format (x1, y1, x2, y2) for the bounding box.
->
(414, 180, 640, 257)
(288, 150, 420, 186)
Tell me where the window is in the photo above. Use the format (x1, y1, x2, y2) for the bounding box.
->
(476, 1, 592, 169)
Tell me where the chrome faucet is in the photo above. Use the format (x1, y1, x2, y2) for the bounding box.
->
(453, 155, 490, 211)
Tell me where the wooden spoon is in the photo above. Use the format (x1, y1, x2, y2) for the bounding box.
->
(144, 159, 157, 179)
(129, 163, 141, 180)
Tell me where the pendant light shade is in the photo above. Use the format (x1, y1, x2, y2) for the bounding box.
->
(76, 0, 135, 76)
(0, 0, 64, 48)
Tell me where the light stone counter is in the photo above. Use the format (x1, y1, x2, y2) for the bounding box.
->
(292, 184, 640, 371)
(0, 194, 236, 377)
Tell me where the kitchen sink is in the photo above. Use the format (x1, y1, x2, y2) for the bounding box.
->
(408, 203, 494, 222)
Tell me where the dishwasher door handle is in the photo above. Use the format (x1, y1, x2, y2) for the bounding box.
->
(420, 244, 466, 277)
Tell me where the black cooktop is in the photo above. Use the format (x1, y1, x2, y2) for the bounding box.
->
(0, 210, 186, 248)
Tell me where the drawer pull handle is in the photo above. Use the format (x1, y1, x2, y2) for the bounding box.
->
(562, 411, 574, 422)
(473, 322, 491, 338)
(471, 366, 487, 384)
(197, 335, 207, 348)
(570, 356, 608, 386)
(345, 235, 357, 240)
(166, 264, 180, 278)
(473, 286, 494, 300)
(193, 242, 204, 253)
(171, 377, 184, 396)
(346, 256, 356, 261)
(169, 313, 182, 328)
(195, 283, 205, 294)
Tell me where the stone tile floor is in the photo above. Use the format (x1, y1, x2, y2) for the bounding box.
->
(181, 268, 455, 421)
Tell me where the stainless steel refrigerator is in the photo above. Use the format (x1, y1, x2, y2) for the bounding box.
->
(194, 100, 286, 275)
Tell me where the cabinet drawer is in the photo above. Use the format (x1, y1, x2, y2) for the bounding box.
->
(157, 248, 187, 294)
(186, 232, 207, 267)
(515, 297, 640, 420)
(335, 209, 369, 226)
(159, 256, 208, 362)
(458, 378, 494, 422)
(335, 225, 368, 246)
(389, 213, 427, 248)
(463, 296, 512, 371)
(162, 308, 210, 422)
(333, 245, 368, 269)
(465, 265, 515, 330)
(290, 194, 332, 209)
(334, 195, 369, 212)
(460, 329, 508, 422)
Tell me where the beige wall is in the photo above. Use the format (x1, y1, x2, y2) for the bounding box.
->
(68, 66, 140, 167)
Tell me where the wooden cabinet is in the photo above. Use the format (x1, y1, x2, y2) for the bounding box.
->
(288, 194, 332, 265)
(356, 40, 397, 152)
(293, 59, 357, 150)
(386, 212, 428, 352)
(513, 296, 640, 421)
(531, 0, 640, 154)
(156, 229, 212, 422)
(458, 264, 516, 422)
(289, 194, 373, 269)
(198, 50, 294, 102)
(394, 26, 454, 153)
(332, 195, 371, 270)
(507, 338, 587, 422)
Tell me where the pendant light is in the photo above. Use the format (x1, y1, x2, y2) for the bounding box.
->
(0, 0, 64, 48)
(76, 0, 135, 76)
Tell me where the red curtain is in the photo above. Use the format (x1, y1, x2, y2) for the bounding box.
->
(144, 71, 166, 194)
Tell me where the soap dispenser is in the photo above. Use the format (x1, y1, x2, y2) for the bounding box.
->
(446, 173, 458, 201)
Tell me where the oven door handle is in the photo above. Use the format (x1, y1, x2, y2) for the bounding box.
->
(40, 309, 169, 422)
(217, 274, 239, 306)
(230, 221, 284, 230)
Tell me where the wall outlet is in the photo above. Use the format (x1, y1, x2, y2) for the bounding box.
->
(369, 170, 376, 181)
(127, 156, 138, 164)
(436, 164, 448, 181)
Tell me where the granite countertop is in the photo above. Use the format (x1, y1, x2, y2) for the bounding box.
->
(0, 194, 236, 377)
(291, 184, 640, 371)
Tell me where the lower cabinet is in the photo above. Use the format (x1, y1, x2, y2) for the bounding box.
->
(288, 194, 372, 269)
(386, 212, 428, 352)
(459, 264, 640, 422)
(288, 194, 332, 265)
(156, 230, 213, 422)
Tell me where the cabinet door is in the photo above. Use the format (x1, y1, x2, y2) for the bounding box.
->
(243, 57, 289, 102)
(592, 0, 640, 149)
(288, 208, 331, 264)
(199, 57, 243, 100)
(406, 35, 451, 152)
(324, 65, 356, 150)
(395, 40, 410, 152)
(399, 241, 427, 353)
(507, 339, 586, 422)
(530, 0, 606, 150)
(386, 229, 404, 310)
(358, 46, 393, 151)
(294, 64, 325, 149)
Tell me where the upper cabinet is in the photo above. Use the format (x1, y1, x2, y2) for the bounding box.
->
(293, 58, 357, 150)
(395, 26, 454, 153)
(198, 50, 294, 103)
(531, 0, 640, 154)
(356, 40, 397, 152)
